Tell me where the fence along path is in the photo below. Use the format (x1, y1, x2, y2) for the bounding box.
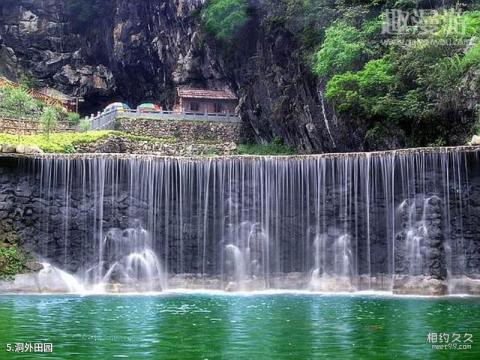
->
(85, 109, 241, 130)
(0, 77, 70, 110)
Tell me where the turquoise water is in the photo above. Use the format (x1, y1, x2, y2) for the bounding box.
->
(0, 294, 479, 359)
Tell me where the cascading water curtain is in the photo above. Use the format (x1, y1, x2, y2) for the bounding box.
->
(25, 149, 479, 291)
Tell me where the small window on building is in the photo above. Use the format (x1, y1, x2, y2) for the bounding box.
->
(214, 103, 223, 113)
(190, 102, 200, 112)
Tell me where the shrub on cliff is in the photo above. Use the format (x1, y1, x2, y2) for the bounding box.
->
(65, 0, 115, 33)
(19, 74, 41, 90)
(317, 9, 480, 147)
(0, 245, 27, 280)
(203, 0, 249, 40)
(326, 58, 395, 115)
(234, 138, 296, 155)
(314, 21, 372, 77)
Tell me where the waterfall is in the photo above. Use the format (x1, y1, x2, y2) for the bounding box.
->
(4, 147, 479, 294)
(223, 221, 269, 291)
(84, 223, 166, 292)
(225, 244, 248, 290)
(310, 231, 354, 292)
(37, 263, 85, 293)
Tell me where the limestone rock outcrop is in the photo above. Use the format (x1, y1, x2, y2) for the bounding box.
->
(0, 0, 344, 153)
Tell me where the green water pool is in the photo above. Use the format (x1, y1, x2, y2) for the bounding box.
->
(0, 293, 479, 359)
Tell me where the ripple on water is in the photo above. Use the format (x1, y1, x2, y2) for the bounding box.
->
(0, 294, 479, 359)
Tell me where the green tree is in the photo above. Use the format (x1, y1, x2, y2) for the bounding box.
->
(313, 21, 373, 77)
(326, 58, 395, 115)
(320, 8, 480, 147)
(0, 86, 38, 116)
(203, 0, 249, 40)
(40, 107, 60, 140)
(67, 112, 81, 126)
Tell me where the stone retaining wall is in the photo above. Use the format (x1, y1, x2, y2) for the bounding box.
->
(0, 117, 73, 135)
(0, 117, 253, 145)
(74, 135, 237, 156)
(116, 117, 251, 143)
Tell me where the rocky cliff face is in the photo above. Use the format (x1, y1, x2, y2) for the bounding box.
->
(0, 0, 210, 109)
(0, 0, 350, 153)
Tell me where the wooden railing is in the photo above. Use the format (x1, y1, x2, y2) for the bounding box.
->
(0, 77, 71, 111)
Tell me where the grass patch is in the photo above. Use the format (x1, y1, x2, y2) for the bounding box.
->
(234, 140, 297, 156)
(0, 131, 177, 153)
(0, 131, 297, 155)
(0, 131, 116, 153)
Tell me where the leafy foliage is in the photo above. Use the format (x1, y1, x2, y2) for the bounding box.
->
(19, 74, 41, 90)
(201, 1, 480, 147)
(326, 58, 394, 115)
(0, 131, 169, 153)
(0, 245, 26, 280)
(319, 8, 480, 147)
(67, 112, 81, 126)
(0, 86, 39, 118)
(203, 0, 249, 40)
(40, 107, 60, 140)
(79, 118, 92, 132)
(314, 22, 371, 77)
(462, 43, 480, 70)
(234, 138, 297, 155)
(0, 131, 116, 153)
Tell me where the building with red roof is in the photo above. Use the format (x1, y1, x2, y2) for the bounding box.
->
(174, 87, 238, 114)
